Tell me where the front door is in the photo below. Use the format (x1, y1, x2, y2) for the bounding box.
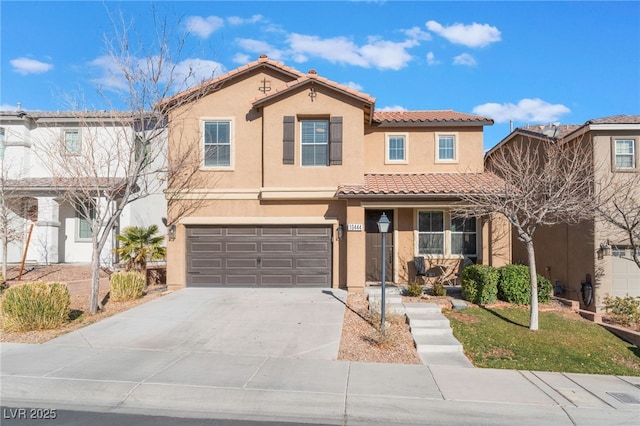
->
(365, 210, 394, 282)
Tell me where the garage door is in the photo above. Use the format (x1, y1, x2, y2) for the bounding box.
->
(186, 226, 332, 287)
(611, 248, 640, 298)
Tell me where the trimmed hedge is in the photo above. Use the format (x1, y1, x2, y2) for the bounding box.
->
(1, 281, 71, 331)
(497, 264, 553, 305)
(460, 265, 499, 305)
(110, 271, 145, 301)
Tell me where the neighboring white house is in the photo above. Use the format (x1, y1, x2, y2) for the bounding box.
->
(0, 110, 167, 266)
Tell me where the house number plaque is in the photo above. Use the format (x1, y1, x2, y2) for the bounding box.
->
(347, 224, 363, 231)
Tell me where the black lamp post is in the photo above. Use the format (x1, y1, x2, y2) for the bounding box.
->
(377, 212, 391, 334)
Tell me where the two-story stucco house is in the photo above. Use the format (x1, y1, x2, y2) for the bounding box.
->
(164, 55, 510, 292)
(0, 110, 166, 266)
(488, 115, 640, 312)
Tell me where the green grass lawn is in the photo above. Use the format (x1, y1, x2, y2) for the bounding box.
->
(444, 305, 640, 376)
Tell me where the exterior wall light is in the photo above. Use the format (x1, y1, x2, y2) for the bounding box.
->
(168, 224, 176, 241)
(336, 224, 344, 240)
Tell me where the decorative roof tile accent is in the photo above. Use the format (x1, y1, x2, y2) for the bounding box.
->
(337, 173, 504, 197)
(373, 110, 493, 125)
(251, 70, 376, 106)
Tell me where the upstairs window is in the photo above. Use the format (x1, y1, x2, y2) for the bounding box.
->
(63, 129, 81, 154)
(203, 120, 232, 168)
(614, 139, 636, 170)
(437, 135, 456, 162)
(386, 133, 407, 163)
(301, 119, 328, 166)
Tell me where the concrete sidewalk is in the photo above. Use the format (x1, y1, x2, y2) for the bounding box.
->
(1, 288, 639, 425)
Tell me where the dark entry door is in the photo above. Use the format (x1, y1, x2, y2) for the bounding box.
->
(365, 210, 394, 282)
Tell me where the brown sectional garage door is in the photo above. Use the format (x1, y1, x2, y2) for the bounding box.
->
(186, 226, 332, 287)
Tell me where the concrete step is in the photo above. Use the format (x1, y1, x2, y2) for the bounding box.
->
(451, 299, 468, 311)
(408, 312, 450, 328)
(420, 352, 474, 368)
(411, 326, 453, 336)
(365, 286, 402, 296)
(403, 303, 441, 314)
(414, 334, 463, 353)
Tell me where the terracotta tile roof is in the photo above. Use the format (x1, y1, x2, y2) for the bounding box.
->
(586, 114, 640, 125)
(160, 54, 304, 110)
(337, 173, 504, 197)
(252, 69, 376, 106)
(373, 110, 493, 126)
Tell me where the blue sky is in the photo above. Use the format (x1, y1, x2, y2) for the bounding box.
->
(1, 1, 639, 149)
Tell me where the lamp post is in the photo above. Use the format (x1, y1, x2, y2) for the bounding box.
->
(377, 212, 391, 335)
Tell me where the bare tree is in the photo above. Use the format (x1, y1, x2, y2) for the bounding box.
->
(596, 172, 640, 269)
(458, 137, 594, 330)
(0, 155, 27, 280)
(37, 11, 218, 314)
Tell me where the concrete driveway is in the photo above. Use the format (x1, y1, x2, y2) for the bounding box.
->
(48, 287, 348, 359)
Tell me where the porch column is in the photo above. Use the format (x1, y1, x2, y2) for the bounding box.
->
(31, 197, 61, 264)
(345, 199, 366, 292)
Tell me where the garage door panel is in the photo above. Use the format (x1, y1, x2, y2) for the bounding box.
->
(191, 259, 223, 269)
(226, 242, 259, 252)
(226, 258, 258, 268)
(186, 225, 331, 287)
(261, 258, 293, 268)
(190, 242, 223, 254)
(262, 242, 294, 253)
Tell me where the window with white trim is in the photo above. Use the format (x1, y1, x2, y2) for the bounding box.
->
(437, 135, 456, 162)
(614, 139, 636, 169)
(203, 120, 232, 168)
(451, 217, 477, 256)
(75, 200, 95, 241)
(301, 119, 328, 166)
(418, 211, 444, 255)
(63, 129, 81, 154)
(385, 133, 407, 163)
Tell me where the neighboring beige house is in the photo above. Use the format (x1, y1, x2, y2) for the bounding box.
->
(488, 116, 640, 312)
(164, 55, 510, 292)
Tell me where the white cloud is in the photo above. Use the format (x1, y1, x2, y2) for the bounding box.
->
(89, 55, 225, 93)
(11, 57, 54, 75)
(473, 98, 571, 123)
(186, 16, 224, 39)
(453, 53, 476, 66)
(342, 81, 364, 91)
(287, 34, 416, 70)
(426, 51, 439, 66)
(426, 20, 501, 48)
(232, 53, 251, 64)
(403, 26, 431, 41)
(377, 105, 407, 111)
(236, 38, 287, 61)
(0, 103, 20, 111)
(228, 15, 263, 25)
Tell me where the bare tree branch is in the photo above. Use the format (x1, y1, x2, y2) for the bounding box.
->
(456, 136, 594, 330)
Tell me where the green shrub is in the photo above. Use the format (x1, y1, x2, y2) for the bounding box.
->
(460, 265, 498, 305)
(498, 264, 553, 305)
(406, 281, 424, 297)
(431, 281, 447, 297)
(110, 271, 145, 302)
(603, 295, 640, 327)
(1, 281, 70, 332)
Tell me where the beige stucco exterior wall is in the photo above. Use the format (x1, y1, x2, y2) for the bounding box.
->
(261, 85, 366, 188)
(363, 127, 485, 173)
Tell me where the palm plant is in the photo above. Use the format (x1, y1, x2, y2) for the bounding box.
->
(115, 225, 166, 273)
